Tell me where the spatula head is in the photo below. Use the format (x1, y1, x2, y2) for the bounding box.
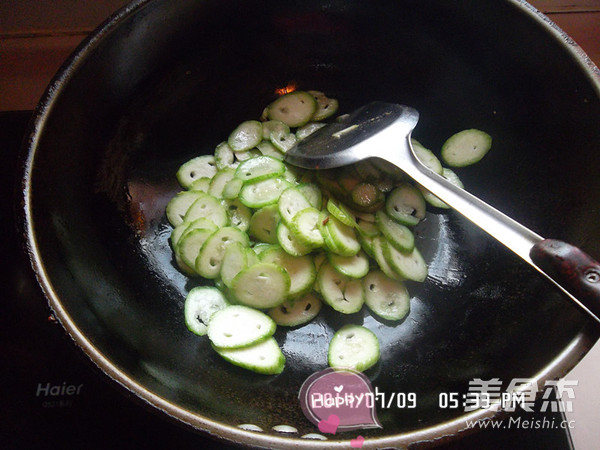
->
(285, 102, 419, 170)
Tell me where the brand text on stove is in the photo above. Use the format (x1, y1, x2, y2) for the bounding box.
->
(36, 382, 83, 397)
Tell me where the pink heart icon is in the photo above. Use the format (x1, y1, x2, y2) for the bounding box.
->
(351, 435, 365, 448)
(318, 414, 340, 434)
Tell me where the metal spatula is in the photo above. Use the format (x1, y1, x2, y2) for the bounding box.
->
(285, 102, 600, 323)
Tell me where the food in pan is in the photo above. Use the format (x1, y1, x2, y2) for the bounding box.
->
(165, 90, 491, 374)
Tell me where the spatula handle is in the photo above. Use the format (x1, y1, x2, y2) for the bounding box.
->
(387, 131, 600, 324)
(530, 239, 600, 319)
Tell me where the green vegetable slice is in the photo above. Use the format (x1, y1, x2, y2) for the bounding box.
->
(363, 271, 410, 321)
(296, 182, 322, 209)
(261, 120, 290, 140)
(317, 262, 364, 314)
(328, 324, 380, 372)
(411, 140, 443, 174)
(381, 238, 428, 282)
(184, 287, 230, 336)
(419, 168, 465, 209)
(214, 141, 237, 170)
(176, 227, 218, 271)
(328, 250, 370, 279)
(326, 216, 361, 256)
(256, 140, 284, 160)
(249, 204, 280, 244)
(207, 305, 276, 349)
(296, 122, 326, 140)
(276, 222, 313, 256)
(259, 246, 316, 299)
(290, 207, 324, 247)
(267, 91, 317, 127)
(213, 337, 285, 375)
(375, 210, 415, 253)
(441, 129, 492, 167)
(195, 227, 249, 279)
(307, 90, 339, 121)
(228, 120, 263, 152)
(235, 155, 285, 183)
(385, 183, 426, 226)
(239, 177, 291, 208)
(268, 293, 322, 327)
(220, 242, 249, 288)
(326, 198, 357, 227)
(371, 236, 402, 280)
(208, 169, 235, 199)
(224, 198, 251, 232)
(278, 187, 312, 225)
(176, 155, 217, 189)
(270, 129, 298, 153)
(166, 191, 204, 227)
(183, 193, 228, 227)
(231, 262, 290, 308)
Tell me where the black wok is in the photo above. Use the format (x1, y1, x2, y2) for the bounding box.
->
(20, 0, 600, 447)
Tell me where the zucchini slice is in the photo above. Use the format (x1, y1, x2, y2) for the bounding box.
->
(228, 120, 263, 152)
(260, 246, 316, 299)
(441, 129, 492, 167)
(351, 182, 383, 209)
(195, 227, 249, 279)
(235, 156, 285, 183)
(249, 204, 280, 244)
(326, 216, 361, 257)
(190, 177, 212, 192)
(176, 155, 217, 189)
(278, 186, 312, 225)
(296, 122, 326, 140)
(267, 91, 317, 127)
(411, 140, 443, 175)
(363, 271, 410, 321)
(276, 222, 313, 256)
(268, 293, 322, 327)
(231, 262, 290, 308)
(371, 236, 402, 281)
(317, 262, 365, 314)
(220, 241, 249, 288)
(208, 169, 235, 199)
(256, 140, 285, 160)
(207, 305, 276, 348)
(296, 182, 323, 209)
(385, 183, 426, 226)
(419, 168, 465, 209)
(328, 324, 380, 372)
(326, 198, 357, 227)
(176, 227, 218, 270)
(224, 198, 251, 232)
(239, 177, 291, 208)
(183, 193, 228, 228)
(165, 191, 204, 227)
(214, 141, 236, 170)
(270, 128, 298, 153)
(382, 238, 428, 282)
(290, 207, 324, 248)
(261, 120, 290, 140)
(222, 178, 244, 200)
(184, 286, 230, 336)
(328, 250, 370, 279)
(213, 337, 285, 375)
(375, 210, 415, 253)
(307, 90, 339, 121)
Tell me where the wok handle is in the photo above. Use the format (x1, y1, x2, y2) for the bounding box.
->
(530, 239, 600, 320)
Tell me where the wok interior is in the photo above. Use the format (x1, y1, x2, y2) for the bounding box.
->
(28, 0, 600, 442)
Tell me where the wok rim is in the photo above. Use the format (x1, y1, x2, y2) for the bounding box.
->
(19, 0, 600, 447)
